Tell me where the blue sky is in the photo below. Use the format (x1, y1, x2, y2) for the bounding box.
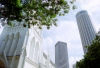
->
(0, 0, 100, 68)
(42, 0, 100, 68)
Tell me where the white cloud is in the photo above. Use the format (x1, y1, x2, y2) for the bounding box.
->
(43, 20, 84, 68)
(69, 56, 83, 67)
(42, 37, 53, 54)
(42, 0, 100, 68)
(76, 0, 100, 32)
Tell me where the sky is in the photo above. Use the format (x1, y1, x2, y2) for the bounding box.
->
(0, 0, 100, 68)
(42, 0, 100, 68)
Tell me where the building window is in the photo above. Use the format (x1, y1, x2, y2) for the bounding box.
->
(29, 37, 35, 59)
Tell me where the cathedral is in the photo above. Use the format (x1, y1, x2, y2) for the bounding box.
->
(0, 24, 55, 68)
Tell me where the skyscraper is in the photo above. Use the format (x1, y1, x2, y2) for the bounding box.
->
(55, 41, 69, 68)
(76, 10, 96, 54)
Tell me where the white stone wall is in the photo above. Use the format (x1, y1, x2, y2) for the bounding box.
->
(0, 24, 55, 68)
(22, 26, 42, 68)
(0, 26, 28, 55)
(0, 25, 28, 68)
(0, 25, 43, 68)
(41, 53, 55, 68)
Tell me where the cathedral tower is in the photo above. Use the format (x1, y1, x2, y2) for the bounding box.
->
(0, 25, 42, 68)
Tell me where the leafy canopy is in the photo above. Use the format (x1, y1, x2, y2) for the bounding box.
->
(0, 0, 76, 29)
(76, 35, 100, 68)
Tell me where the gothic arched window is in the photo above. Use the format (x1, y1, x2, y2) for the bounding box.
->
(34, 42, 39, 62)
(29, 37, 35, 60)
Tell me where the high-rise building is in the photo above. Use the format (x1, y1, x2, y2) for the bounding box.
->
(55, 41, 69, 68)
(76, 10, 96, 54)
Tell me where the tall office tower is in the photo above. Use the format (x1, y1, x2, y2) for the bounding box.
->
(76, 10, 96, 54)
(55, 41, 69, 68)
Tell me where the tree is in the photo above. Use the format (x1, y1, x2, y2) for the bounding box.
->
(76, 36, 100, 68)
(0, 0, 76, 29)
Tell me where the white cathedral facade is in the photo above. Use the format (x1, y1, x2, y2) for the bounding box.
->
(0, 25, 55, 68)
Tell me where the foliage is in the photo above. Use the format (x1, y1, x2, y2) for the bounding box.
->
(0, 0, 76, 29)
(76, 36, 100, 68)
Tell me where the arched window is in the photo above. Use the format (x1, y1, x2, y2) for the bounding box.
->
(34, 42, 39, 62)
(29, 37, 35, 59)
